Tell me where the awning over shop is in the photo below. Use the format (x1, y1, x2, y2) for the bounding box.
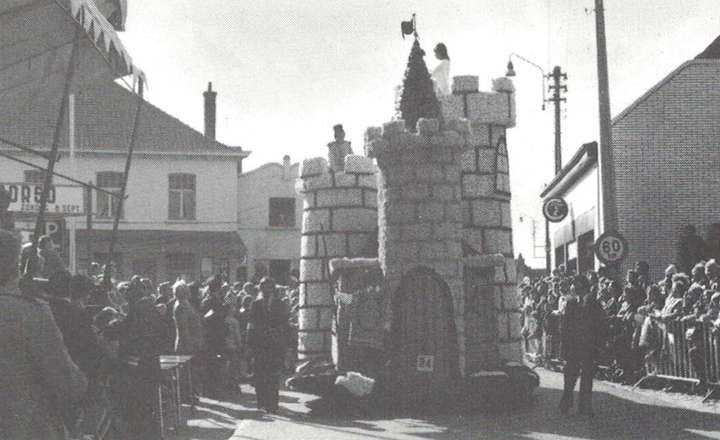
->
(0, 0, 143, 89)
(0, 0, 145, 152)
(76, 230, 247, 257)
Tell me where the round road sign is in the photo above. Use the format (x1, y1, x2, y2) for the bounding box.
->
(542, 197, 569, 223)
(594, 231, 628, 265)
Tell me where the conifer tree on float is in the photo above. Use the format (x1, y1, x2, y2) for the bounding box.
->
(398, 38, 441, 132)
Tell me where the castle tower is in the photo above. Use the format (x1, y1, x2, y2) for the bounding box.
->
(364, 74, 521, 382)
(295, 155, 378, 362)
(366, 118, 467, 387)
(441, 75, 522, 368)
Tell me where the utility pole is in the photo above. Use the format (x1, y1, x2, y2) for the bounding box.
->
(548, 66, 567, 174)
(595, 0, 617, 236)
(544, 65, 567, 274)
(28, 30, 79, 276)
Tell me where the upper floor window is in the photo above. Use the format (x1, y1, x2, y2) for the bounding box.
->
(269, 197, 295, 228)
(24, 169, 48, 184)
(169, 173, 196, 220)
(96, 171, 124, 219)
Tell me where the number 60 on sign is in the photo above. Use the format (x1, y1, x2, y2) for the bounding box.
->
(594, 231, 628, 265)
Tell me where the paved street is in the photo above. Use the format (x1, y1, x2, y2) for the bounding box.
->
(179, 369, 720, 440)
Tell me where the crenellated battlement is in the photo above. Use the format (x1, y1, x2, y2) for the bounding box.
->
(440, 75, 516, 128)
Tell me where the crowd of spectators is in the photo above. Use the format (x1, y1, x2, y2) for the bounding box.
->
(520, 258, 720, 394)
(0, 230, 299, 440)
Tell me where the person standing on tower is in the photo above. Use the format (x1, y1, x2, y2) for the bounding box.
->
(431, 42, 451, 96)
(327, 124, 353, 171)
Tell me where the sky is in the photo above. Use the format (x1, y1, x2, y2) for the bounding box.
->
(120, 0, 720, 267)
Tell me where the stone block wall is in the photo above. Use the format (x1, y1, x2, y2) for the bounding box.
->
(366, 118, 467, 373)
(295, 155, 378, 361)
(450, 76, 522, 365)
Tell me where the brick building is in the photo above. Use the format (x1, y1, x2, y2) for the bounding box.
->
(542, 41, 720, 279)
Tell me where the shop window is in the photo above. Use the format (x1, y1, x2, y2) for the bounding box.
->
(555, 245, 565, 269)
(269, 197, 295, 227)
(96, 171, 124, 219)
(167, 253, 194, 281)
(201, 257, 213, 277)
(132, 257, 157, 281)
(578, 231, 595, 275)
(169, 174, 196, 220)
(236, 266, 248, 285)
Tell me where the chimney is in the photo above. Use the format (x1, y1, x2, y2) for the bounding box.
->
(203, 82, 217, 140)
(282, 155, 291, 180)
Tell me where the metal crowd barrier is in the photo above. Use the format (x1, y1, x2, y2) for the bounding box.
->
(522, 314, 720, 401)
(636, 319, 720, 401)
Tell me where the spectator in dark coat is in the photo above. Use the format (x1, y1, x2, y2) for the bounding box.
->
(47, 271, 103, 380)
(201, 275, 228, 396)
(38, 235, 66, 279)
(677, 225, 705, 275)
(188, 281, 202, 311)
(0, 230, 87, 440)
(559, 275, 605, 416)
(117, 285, 164, 440)
(174, 280, 205, 355)
(635, 261, 651, 291)
(247, 277, 290, 413)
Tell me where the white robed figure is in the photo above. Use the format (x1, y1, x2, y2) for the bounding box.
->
(431, 43, 451, 96)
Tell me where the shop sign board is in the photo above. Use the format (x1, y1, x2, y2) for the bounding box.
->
(1, 183, 84, 215)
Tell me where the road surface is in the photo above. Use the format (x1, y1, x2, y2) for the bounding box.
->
(179, 368, 720, 440)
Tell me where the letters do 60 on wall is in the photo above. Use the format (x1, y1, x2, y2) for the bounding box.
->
(2, 183, 85, 216)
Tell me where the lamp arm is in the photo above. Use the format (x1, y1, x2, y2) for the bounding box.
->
(509, 53, 547, 109)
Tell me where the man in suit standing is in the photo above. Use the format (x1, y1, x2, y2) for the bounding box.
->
(247, 277, 290, 413)
(559, 274, 605, 416)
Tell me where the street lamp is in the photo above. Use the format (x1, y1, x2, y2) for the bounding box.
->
(505, 53, 547, 111)
(505, 53, 568, 275)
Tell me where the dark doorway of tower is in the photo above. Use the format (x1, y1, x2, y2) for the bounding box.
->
(389, 266, 460, 408)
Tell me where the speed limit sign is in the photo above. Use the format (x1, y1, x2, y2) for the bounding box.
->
(594, 231, 628, 265)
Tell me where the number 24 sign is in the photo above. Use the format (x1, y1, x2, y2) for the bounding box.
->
(416, 355, 434, 372)
(594, 231, 628, 265)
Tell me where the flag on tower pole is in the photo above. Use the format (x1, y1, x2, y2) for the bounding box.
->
(401, 13, 416, 39)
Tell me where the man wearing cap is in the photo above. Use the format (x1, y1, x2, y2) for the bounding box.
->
(559, 275, 605, 416)
(247, 277, 290, 413)
(0, 230, 87, 439)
